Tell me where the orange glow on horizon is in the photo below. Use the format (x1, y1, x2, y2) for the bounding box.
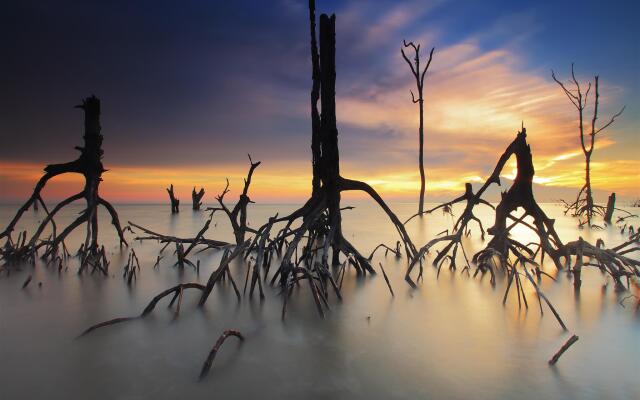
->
(1, 154, 638, 205)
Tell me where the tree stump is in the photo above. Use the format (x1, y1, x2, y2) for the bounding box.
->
(167, 184, 180, 213)
(604, 193, 615, 223)
(192, 187, 206, 210)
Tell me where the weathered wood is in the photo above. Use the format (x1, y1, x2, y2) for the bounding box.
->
(79, 283, 206, 337)
(604, 192, 615, 223)
(248, 1, 418, 307)
(199, 330, 244, 379)
(192, 187, 205, 210)
(379, 263, 394, 297)
(0, 96, 127, 271)
(548, 334, 579, 365)
(167, 184, 180, 213)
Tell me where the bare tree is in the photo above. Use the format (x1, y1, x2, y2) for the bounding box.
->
(0, 96, 127, 273)
(401, 41, 434, 215)
(552, 64, 625, 227)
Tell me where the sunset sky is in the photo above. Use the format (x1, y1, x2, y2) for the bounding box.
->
(1, 0, 638, 204)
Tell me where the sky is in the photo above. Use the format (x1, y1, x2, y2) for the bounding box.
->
(1, 0, 638, 204)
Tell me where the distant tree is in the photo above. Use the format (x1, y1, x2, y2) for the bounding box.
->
(401, 40, 434, 216)
(192, 187, 205, 210)
(166, 184, 180, 213)
(552, 64, 625, 227)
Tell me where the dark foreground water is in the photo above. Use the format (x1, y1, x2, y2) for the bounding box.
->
(0, 202, 638, 399)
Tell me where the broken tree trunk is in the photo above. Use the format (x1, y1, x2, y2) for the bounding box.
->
(248, 2, 417, 317)
(167, 184, 180, 213)
(481, 127, 565, 269)
(0, 96, 127, 272)
(410, 125, 639, 316)
(604, 193, 615, 223)
(192, 187, 206, 210)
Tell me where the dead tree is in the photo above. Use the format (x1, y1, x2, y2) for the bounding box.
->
(401, 41, 434, 216)
(404, 182, 494, 285)
(207, 155, 261, 246)
(552, 64, 625, 227)
(0, 96, 127, 273)
(604, 193, 615, 223)
(128, 157, 259, 277)
(247, 1, 417, 317)
(409, 127, 639, 303)
(82, 160, 263, 334)
(167, 184, 180, 213)
(192, 187, 206, 210)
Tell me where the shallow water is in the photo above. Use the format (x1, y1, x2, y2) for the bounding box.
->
(0, 202, 638, 399)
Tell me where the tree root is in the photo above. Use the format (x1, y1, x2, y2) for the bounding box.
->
(78, 283, 205, 337)
(0, 96, 128, 273)
(199, 330, 244, 380)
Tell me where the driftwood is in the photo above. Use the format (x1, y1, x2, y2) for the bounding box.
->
(192, 187, 206, 210)
(199, 330, 245, 380)
(0, 96, 127, 272)
(167, 184, 180, 213)
(548, 334, 579, 365)
(248, 1, 417, 318)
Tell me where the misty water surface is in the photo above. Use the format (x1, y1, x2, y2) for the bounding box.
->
(0, 202, 638, 399)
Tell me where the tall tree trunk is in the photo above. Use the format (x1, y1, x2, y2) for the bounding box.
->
(319, 14, 343, 265)
(418, 97, 425, 214)
(585, 154, 593, 225)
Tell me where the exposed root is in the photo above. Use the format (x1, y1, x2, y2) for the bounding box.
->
(78, 283, 205, 337)
(248, 4, 417, 319)
(123, 249, 141, 284)
(199, 330, 245, 380)
(0, 96, 127, 272)
(548, 334, 579, 365)
(379, 263, 394, 297)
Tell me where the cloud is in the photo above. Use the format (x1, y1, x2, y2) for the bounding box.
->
(0, 0, 637, 203)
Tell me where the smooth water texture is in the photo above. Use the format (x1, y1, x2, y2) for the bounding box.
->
(0, 202, 638, 399)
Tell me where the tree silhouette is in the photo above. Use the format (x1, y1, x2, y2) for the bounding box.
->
(401, 41, 434, 216)
(552, 64, 625, 227)
(166, 184, 180, 213)
(0, 96, 127, 273)
(248, 0, 417, 316)
(192, 187, 205, 210)
(408, 127, 639, 299)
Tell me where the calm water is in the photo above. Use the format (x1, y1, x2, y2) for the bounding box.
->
(0, 202, 638, 399)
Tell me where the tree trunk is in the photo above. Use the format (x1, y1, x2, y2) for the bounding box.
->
(585, 155, 593, 225)
(418, 98, 425, 215)
(604, 192, 615, 223)
(192, 187, 205, 210)
(167, 184, 180, 213)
